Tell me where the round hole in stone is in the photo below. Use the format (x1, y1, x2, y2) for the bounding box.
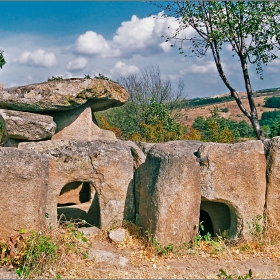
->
(200, 201, 232, 238)
(57, 181, 100, 228)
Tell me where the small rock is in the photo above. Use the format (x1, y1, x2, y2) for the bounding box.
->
(88, 249, 128, 267)
(109, 228, 126, 242)
(79, 226, 100, 237)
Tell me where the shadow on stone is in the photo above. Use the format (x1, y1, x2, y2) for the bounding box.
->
(200, 200, 234, 238)
(57, 181, 100, 228)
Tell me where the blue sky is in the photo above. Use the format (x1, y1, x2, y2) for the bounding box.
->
(1, 1, 280, 99)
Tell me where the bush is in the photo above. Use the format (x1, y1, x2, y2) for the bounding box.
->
(264, 97, 280, 108)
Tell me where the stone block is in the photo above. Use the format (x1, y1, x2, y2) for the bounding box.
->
(135, 140, 202, 246)
(0, 148, 48, 237)
(19, 140, 134, 230)
(197, 140, 266, 238)
(265, 136, 280, 230)
(0, 109, 56, 142)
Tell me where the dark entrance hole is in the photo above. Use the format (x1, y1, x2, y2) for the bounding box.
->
(200, 201, 232, 238)
(57, 181, 100, 228)
(199, 210, 214, 236)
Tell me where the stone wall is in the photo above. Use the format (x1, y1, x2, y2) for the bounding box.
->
(0, 80, 280, 246)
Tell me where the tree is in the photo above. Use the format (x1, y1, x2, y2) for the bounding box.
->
(159, 1, 280, 140)
(97, 65, 187, 138)
(0, 50, 6, 69)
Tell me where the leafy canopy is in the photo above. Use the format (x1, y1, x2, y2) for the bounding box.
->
(0, 50, 6, 69)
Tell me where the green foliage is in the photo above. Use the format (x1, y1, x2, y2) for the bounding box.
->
(192, 107, 255, 143)
(84, 74, 91, 79)
(0, 50, 6, 69)
(47, 76, 63, 81)
(217, 268, 253, 279)
(248, 214, 265, 239)
(94, 73, 118, 84)
(97, 66, 188, 142)
(17, 231, 59, 278)
(260, 110, 280, 138)
(145, 230, 175, 255)
(264, 97, 280, 108)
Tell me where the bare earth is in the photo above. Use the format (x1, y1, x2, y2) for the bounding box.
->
(179, 92, 280, 126)
(71, 235, 280, 279)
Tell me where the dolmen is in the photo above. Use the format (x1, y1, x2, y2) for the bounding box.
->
(0, 78, 278, 247)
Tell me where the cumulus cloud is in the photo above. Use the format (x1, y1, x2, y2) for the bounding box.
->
(110, 61, 140, 76)
(67, 57, 88, 71)
(112, 12, 195, 56)
(16, 49, 57, 67)
(75, 31, 120, 58)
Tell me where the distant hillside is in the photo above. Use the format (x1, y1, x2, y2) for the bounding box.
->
(175, 88, 280, 126)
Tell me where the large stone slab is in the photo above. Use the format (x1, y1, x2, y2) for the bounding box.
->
(135, 140, 202, 246)
(197, 140, 266, 239)
(0, 78, 129, 112)
(51, 105, 116, 141)
(265, 136, 280, 229)
(19, 140, 134, 229)
(0, 109, 56, 142)
(0, 148, 48, 237)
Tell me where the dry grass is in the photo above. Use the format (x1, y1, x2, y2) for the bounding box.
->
(0, 218, 279, 279)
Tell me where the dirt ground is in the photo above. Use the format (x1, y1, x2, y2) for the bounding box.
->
(59, 224, 280, 279)
(0, 225, 279, 279)
(71, 236, 280, 279)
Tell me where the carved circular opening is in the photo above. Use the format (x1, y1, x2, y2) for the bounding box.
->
(57, 181, 100, 228)
(200, 201, 233, 238)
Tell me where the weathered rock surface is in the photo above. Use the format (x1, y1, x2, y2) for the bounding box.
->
(265, 136, 280, 229)
(0, 109, 56, 142)
(88, 249, 129, 267)
(19, 140, 134, 229)
(0, 78, 129, 112)
(51, 105, 116, 141)
(79, 226, 100, 237)
(135, 140, 202, 246)
(197, 140, 266, 238)
(0, 147, 48, 237)
(109, 228, 126, 242)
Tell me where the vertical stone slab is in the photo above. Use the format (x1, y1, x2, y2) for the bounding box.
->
(135, 141, 202, 246)
(51, 105, 116, 141)
(0, 148, 48, 237)
(198, 140, 266, 238)
(265, 136, 280, 229)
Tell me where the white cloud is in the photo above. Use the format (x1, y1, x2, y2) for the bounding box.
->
(112, 12, 195, 56)
(75, 31, 120, 58)
(67, 57, 88, 71)
(15, 49, 57, 68)
(110, 61, 140, 76)
(180, 60, 217, 75)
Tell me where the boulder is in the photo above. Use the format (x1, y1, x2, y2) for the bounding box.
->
(0, 78, 129, 112)
(51, 105, 116, 141)
(265, 136, 280, 229)
(19, 140, 134, 230)
(0, 147, 48, 237)
(197, 140, 266, 239)
(135, 140, 202, 246)
(0, 109, 56, 142)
